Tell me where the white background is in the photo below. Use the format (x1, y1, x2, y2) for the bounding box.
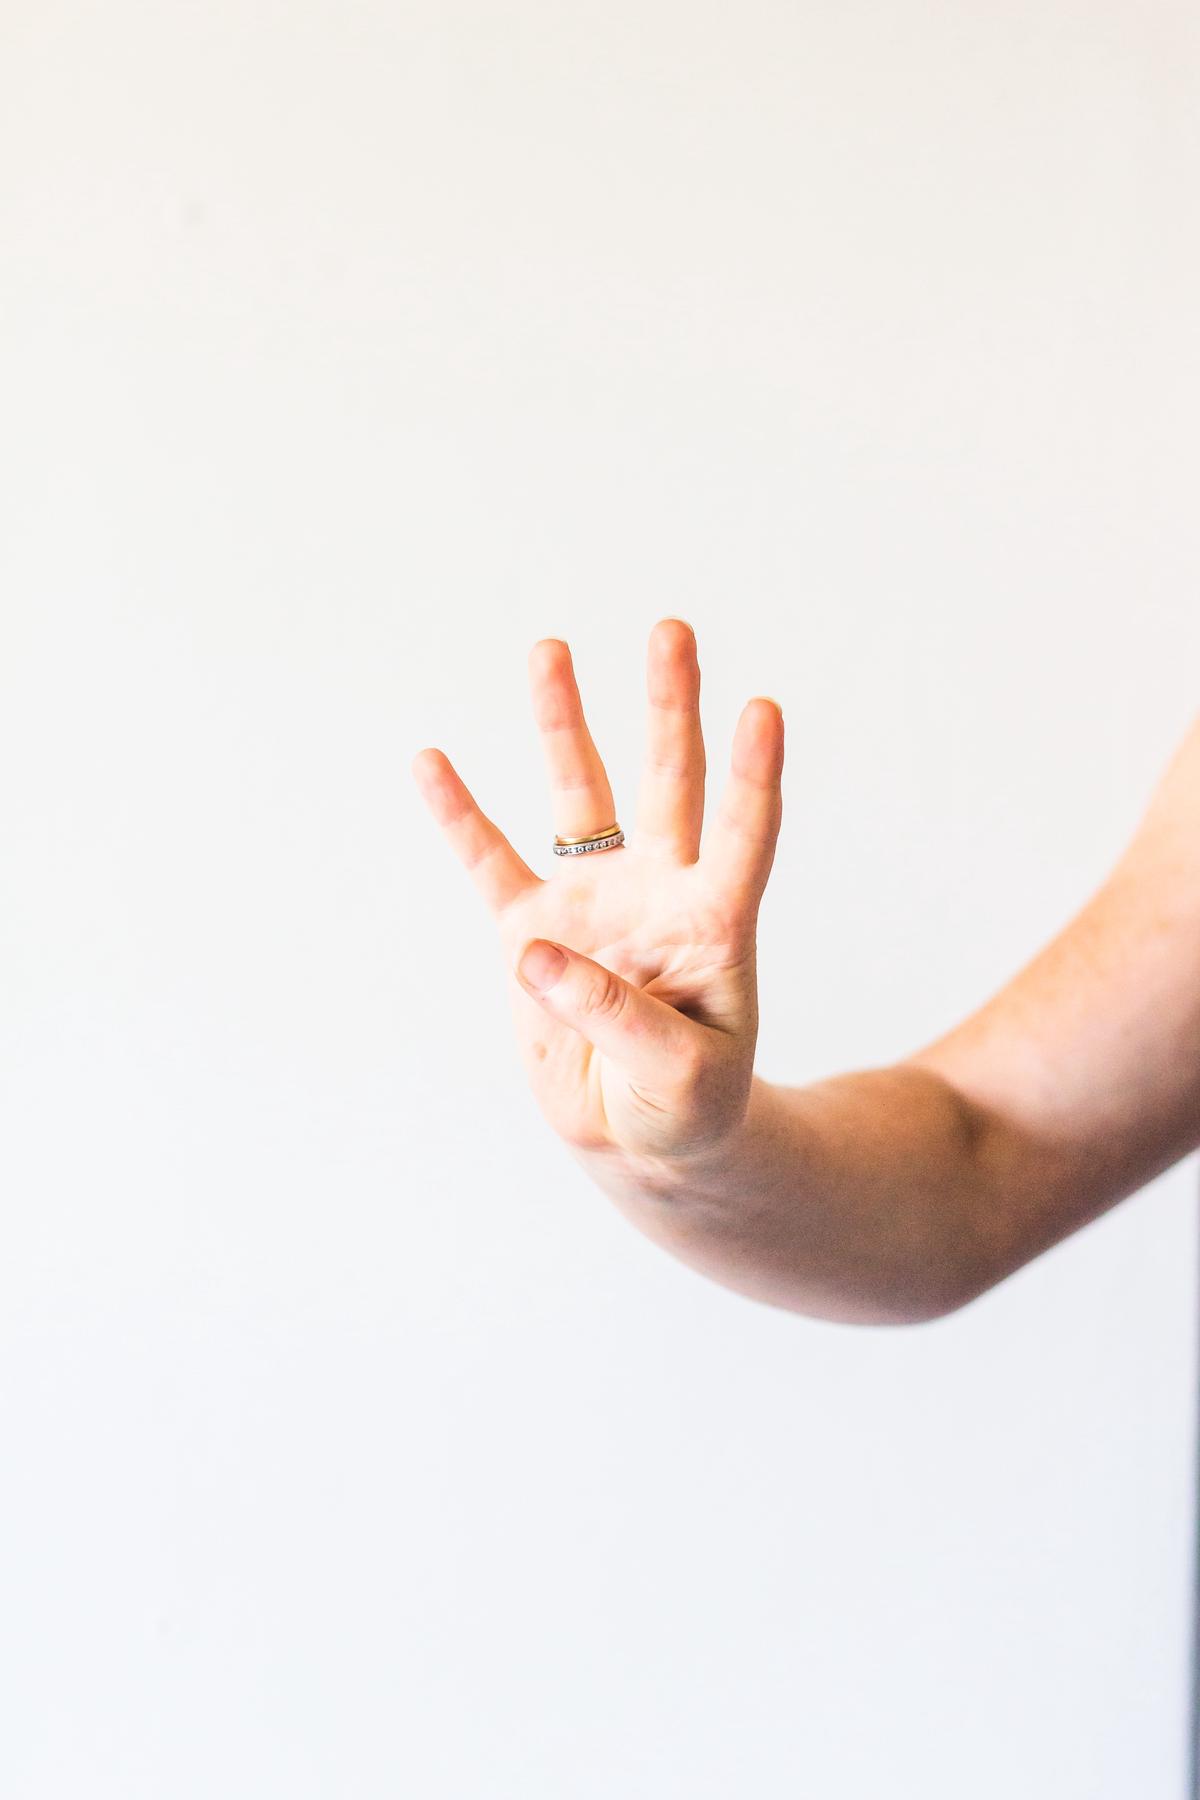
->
(3, 2, 1200, 1794)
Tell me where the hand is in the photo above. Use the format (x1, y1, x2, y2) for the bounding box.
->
(411, 619, 785, 1171)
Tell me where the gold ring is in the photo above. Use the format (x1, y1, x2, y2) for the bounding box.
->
(552, 823, 625, 857)
(554, 824, 622, 846)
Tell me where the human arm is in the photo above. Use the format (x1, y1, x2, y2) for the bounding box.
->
(566, 827, 1200, 1327)
(412, 621, 1200, 1325)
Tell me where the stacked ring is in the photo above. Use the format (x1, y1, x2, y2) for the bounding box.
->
(552, 824, 625, 857)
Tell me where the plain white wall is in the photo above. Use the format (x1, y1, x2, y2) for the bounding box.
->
(3, 2, 1200, 1795)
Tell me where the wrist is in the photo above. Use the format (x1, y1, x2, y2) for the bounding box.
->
(568, 1071, 784, 1209)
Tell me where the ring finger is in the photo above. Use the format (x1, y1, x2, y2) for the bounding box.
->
(528, 638, 621, 849)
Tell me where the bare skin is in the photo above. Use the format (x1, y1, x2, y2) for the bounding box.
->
(411, 619, 1200, 1325)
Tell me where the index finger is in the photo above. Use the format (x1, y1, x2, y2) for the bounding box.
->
(701, 698, 785, 910)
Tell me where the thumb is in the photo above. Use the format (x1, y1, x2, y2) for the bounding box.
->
(514, 938, 704, 1092)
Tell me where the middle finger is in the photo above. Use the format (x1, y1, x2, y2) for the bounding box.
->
(633, 617, 705, 862)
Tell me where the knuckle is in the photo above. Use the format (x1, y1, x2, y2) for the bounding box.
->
(677, 1043, 748, 1136)
(580, 968, 628, 1023)
(664, 1042, 724, 1136)
(672, 1032, 709, 1091)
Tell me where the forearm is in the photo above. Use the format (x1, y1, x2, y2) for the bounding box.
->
(567, 1066, 1045, 1325)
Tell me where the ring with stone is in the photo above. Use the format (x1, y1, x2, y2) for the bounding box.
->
(552, 824, 625, 858)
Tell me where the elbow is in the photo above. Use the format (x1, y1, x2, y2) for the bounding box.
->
(869, 1285, 989, 1328)
(759, 1263, 997, 1329)
(839, 1253, 1001, 1328)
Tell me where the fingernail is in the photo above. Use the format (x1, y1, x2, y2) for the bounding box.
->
(518, 940, 568, 994)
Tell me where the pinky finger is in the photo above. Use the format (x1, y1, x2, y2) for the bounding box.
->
(412, 748, 542, 917)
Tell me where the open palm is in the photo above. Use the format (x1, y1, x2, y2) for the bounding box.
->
(411, 619, 785, 1171)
